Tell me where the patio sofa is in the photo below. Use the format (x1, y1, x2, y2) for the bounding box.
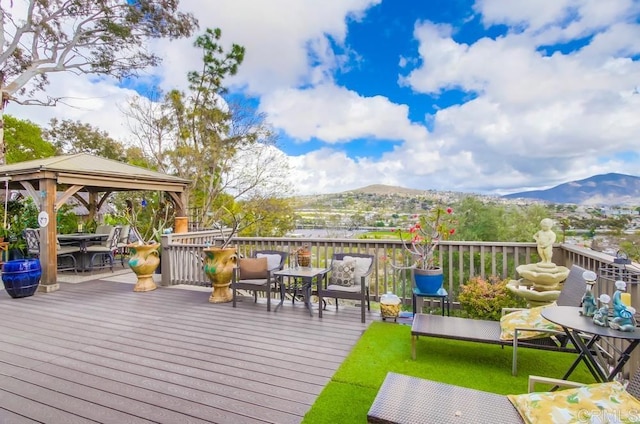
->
(411, 264, 588, 375)
(367, 370, 640, 424)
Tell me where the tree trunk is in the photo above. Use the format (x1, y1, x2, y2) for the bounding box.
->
(0, 89, 6, 165)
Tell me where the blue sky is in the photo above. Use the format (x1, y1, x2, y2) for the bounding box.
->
(10, 0, 640, 196)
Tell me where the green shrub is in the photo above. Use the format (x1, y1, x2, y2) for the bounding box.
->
(458, 275, 525, 321)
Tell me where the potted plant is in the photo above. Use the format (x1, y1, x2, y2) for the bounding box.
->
(123, 196, 173, 292)
(7, 231, 26, 260)
(393, 205, 456, 294)
(0, 226, 9, 243)
(203, 208, 240, 303)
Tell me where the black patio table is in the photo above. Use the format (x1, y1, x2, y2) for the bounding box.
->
(273, 267, 329, 316)
(541, 305, 640, 382)
(57, 233, 109, 271)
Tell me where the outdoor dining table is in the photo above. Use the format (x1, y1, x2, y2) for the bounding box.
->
(273, 267, 329, 316)
(541, 305, 640, 383)
(57, 233, 109, 271)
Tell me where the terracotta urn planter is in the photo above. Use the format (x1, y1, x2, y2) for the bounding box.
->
(128, 243, 160, 292)
(296, 245, 311, 267)
(203, 246, 237, 303)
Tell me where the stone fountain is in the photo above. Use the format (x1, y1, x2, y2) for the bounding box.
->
(507, 218, 570, 307)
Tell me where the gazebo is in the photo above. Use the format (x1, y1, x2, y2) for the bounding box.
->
(0, 154, 191, 291)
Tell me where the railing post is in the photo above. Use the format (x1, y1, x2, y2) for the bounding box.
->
(160, 233, 171, 286)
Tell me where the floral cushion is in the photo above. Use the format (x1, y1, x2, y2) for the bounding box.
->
(343, 255, 373, 287)
(329, 260, 356, 287)
(508, 381, 640, 424)
(238, 257, 269, 279)
(499, 303, 562, 341)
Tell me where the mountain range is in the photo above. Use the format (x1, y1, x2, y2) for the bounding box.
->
(344, 173, 640, 205)
(503, 173, 640, 205)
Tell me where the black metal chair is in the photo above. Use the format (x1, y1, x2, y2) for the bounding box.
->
(232, 250, 288, 311)
(317, 252, 375, 323)
(23, 228, 80, 273)
(87, 226, 121, 272)
(116, 224, 131, 266)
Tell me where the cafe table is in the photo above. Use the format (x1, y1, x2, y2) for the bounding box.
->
(57, 233, 109, 271)
(541, 305, 640, 383)
(273, 267, 329, 316)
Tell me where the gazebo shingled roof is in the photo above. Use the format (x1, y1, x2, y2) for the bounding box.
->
(0, 153, 192, 292)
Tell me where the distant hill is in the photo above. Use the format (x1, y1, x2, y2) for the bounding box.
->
(503, 173, 640, 205)
(343, 184, 429, 196)
(331, 173, 640, 206)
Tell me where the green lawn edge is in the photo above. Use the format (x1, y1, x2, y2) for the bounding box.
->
(302, 321, 595, 423)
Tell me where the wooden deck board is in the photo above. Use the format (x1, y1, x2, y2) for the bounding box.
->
(0, 277, 372, 423)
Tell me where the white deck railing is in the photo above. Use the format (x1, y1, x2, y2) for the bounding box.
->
(160, 232, 631, 304)
(159, 231, 640, 376)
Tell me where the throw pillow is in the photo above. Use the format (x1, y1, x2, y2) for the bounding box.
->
(238, 257, 269, 279)
(343, 255, 373, 286)
(329, 260, 356, 287)
(508, 381, 640, 424)
(256, 253, 282, 270)
(499, 303, 563, 341)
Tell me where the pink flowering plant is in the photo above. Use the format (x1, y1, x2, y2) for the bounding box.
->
(394, 205, 456, 270)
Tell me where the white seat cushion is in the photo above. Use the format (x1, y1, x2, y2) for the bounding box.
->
(237, 278, 269, 286)
(256, 253, 282, 271)
(326, 284, 361, 293)
(343, 255, 373, 287)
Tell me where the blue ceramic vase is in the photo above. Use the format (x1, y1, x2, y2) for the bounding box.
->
(2, 259, 42, 298)
(412, 268, 444, 294)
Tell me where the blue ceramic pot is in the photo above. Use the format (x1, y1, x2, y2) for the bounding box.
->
(412, 268, 443, 294)
(2, 259, 41, 298)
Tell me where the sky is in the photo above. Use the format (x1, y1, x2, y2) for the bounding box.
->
(7, 0, 640, 197)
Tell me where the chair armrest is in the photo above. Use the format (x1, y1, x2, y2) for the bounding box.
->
(231, 266, 239, 283)
(528, 375, 588, 393)
(362, 266, 374, 278)
(267, 269, 280, 283)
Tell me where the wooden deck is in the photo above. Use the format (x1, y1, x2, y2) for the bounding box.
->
(0, 272, 371, 423)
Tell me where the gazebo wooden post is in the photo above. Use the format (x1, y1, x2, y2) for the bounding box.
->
(161, 191, 187, 287)
(0, 154, 191, 295)
(39, 177, 59, 292)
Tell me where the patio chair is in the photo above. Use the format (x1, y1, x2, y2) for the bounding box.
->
(23, 228, 40, 258)
(367, 370, 640, 424)
(23, 228, 80, 273)
(86, 225, 121, 272)
(232, 250, 288, 311)
(317, 252, 375, 323)
(116, 224, 131, 266)
(411, 264, 590, 375)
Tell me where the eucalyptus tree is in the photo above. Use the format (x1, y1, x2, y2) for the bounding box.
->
(0, 0, 198, 164)
(120, 92, 172, 173)
(122, 28, 291, 234)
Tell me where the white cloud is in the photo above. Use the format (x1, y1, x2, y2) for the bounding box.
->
(5, 0, 640, 198)
(261, 84, 427, 143)
(8, 73, 136, 143)
(398, 1, 640, 194)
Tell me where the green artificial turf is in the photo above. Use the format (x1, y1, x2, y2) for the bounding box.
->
(302, 321, 596, 423)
